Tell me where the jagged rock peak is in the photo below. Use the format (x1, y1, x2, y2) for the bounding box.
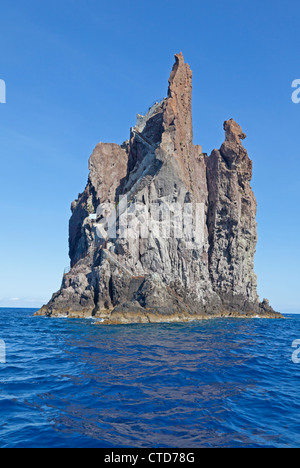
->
(224, 118, 246, 143)
(168, 52, 192, 97)
(165, 53, 193, 136)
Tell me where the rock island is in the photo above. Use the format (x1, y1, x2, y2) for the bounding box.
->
(36, 53, 282, 323)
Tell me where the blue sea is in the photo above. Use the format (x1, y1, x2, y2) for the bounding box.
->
(0, 308, 299, 448)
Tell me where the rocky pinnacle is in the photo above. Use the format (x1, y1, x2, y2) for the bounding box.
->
(36, 53, 282, 323)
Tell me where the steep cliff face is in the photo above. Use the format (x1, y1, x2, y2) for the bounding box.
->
(36, 53, 281, 322)
(207, 119, 259, 312)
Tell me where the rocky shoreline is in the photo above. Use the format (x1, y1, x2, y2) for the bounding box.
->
(35, 306, 283, 324)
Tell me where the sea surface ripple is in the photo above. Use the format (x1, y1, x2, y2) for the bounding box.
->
(0, 309, 299, 448)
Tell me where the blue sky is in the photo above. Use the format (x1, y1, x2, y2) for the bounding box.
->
(0, 0, 299, 312)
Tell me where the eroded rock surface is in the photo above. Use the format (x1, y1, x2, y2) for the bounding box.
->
(36, 53, 282, 323)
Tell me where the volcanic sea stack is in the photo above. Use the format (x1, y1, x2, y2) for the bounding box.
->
(36, 53, 282, 323)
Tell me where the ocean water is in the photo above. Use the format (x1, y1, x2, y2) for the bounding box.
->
(0, 308, 299, 448)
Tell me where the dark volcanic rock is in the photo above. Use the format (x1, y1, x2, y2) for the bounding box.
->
(36, 53, 282, 323)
